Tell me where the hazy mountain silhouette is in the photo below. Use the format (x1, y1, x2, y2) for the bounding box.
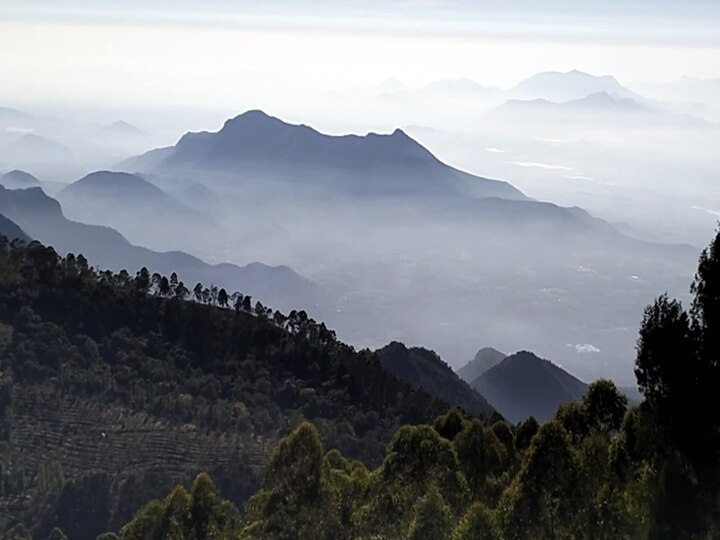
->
(59, 171, 206, 220)
(420, 78, 499, 97)
(100, 120, 146, 136)
(471, 351, 588, 423)
(0, 170, 42, 189)
(0, 106, 30, 125)
(457, 347, 507, 383)
(510, 69, 638, 102)
(119, 110, 526, 200)
(0, 186, 315, 310)
(498, 92, 647, 114)
(58, 171, 217, 252)
(0, 212, 30, 242)
(2, 134, 72, 162)
(377, 341, 496, 417)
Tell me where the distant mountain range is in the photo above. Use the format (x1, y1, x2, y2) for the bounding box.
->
(118, 110, 526, 201)
(471, 351, 588, 423)
(3, 134, 72, 162)
(497, 92, 648, 115)
(487, 90, 707, 128)
(0, 185, 315, 310)
(420, 78, 499, 97)
(509, 70, 638, 102)
(457, 347, 507, 383)
(100, 120, 146, 137)
(376, 341, 496, 418)
(113, 109, 698, 384)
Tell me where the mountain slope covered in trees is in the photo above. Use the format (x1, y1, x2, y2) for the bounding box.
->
(110, 226, 720, 540)
(376, 341, 497, 417)
(0, 238, 450, 538)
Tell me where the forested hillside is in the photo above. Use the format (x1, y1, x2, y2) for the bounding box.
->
(34, 227, 720, 540)
(376, 341, 497, 417)
(0, 237, 449, 538)
(2, 228, 720, 539)
(111, 228, 720, 540)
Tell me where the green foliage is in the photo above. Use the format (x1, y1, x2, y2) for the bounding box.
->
(46, 528, 67, 540)
(0, 238, 449, 532)
(515, 416, 539, 451)
(6, 226, 720, 539)
(407, 489, 452, 540)
(432, 407, 465, 441)
(453, 419, 505, 502)
(452, 502, 500, 540)
(119, 474, 242, 540)
(1, 524, 31, 540)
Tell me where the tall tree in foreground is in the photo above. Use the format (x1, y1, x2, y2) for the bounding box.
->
(634, 227, 720, 537)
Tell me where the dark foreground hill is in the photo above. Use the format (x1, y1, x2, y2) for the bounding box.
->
(472, 351, 588, 423)
(376, 341, 497, 417)
(0, 238, 450, 537)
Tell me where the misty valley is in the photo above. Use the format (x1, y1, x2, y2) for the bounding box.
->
(1, 2, 719, 539)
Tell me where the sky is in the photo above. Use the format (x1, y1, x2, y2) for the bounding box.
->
(0, 0, 719, 110)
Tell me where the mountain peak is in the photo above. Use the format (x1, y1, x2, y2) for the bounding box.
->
(457, 347, 506, 383)
(377, 341, 496, 417)
(101, 120, 145, 135)
(0, 185, 64, 220)
(125, 111, 526, 201)
(1, 170, 42, 189)
(472, 350, 588, 423)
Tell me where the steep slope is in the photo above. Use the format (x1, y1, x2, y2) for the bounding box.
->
(0, 170, 42, 189)
(0, 186, 314, 310)
(376, 341, 496, 417)
(0, 212, 30, 242)
(118, 110, 526, 200)
(457, 347, 506, 383)
(472, 351, 588, 423)
(0, 240, 451, 535)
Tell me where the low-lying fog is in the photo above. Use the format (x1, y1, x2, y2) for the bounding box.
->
(1, 69, 718, 385)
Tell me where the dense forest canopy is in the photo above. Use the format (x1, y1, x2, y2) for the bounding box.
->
(1, 226, 719, 538)
(0, 236, 453, 538)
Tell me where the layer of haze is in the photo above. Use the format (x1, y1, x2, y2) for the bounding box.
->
(1, 1, 719, 384)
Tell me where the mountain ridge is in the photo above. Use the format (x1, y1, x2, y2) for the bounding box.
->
(472, 350, 588, 423)
(376, 341, 497, 418)
(457, 347, 507, 383)
(118, 109, 527, 201)
(0, 185, 315, 310)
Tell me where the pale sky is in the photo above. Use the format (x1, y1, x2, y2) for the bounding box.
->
(1, 1, 719, 109)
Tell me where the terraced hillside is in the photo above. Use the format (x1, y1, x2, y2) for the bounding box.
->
(0, 238, 449, 537)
